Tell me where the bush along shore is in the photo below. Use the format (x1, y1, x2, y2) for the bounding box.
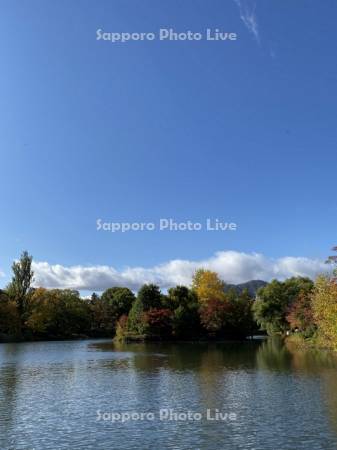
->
(1, 250, 337, 348)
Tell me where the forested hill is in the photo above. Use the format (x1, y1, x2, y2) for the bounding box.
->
(224, 280, 268, 297)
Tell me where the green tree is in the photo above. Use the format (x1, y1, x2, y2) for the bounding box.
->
(253, 277, 313, 335)
(0, 290, 21, 339)
(125, 285, 167, 338)
(101, 287, 135, 321)
(166, 286, 201, 339)
(137, 284, 162, 311)
(165, 286, 193, 310)
(26, 288, 91, 338)
(7, 251, 34, 334)
(227, 289, 257, 337)
(126, 297, 147, 335)
(89, 288, 135, 337)
(89, 293, 113, 336)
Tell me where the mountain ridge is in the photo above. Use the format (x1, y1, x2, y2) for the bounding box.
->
(224, 280, 268, 297)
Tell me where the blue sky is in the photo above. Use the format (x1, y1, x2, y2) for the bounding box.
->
(1, 0, 336, 291)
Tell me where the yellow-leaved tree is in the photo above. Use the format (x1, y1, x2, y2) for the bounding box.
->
(312, 275, 337, 350)
(192, 269, 226, 303)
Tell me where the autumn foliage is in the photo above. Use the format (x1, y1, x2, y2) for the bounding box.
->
(286, 291, 314, 335)
(199, 298, 231, 334)
(5, 250, 337, 347)
(312, 276, 337, 349)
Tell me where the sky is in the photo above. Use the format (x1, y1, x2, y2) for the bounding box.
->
(0, 0, 336, 292)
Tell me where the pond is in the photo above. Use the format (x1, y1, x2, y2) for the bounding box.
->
(1, 338, 337, 449)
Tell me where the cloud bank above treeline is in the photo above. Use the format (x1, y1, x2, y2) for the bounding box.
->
(31, 251, 330, 292)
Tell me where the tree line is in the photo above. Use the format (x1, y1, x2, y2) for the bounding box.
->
(1, 250, 337, 347)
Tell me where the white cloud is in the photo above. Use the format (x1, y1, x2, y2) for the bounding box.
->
(234, 0, 260, 43)
(0, 270, 5, 278)
(32, 251, 330, 292)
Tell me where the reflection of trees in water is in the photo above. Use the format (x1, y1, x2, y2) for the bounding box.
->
(256, 337, 337, 374)
(285, 340, 337, 374)
(111, 341, 265, 416)
(0, 343, 22, 448)
(283, 343, 337, 439)
(321, 371, 337, 438)
(264, 338, 337, 441)
(110, 338, 337, 375)
(255, 337, 293, 372)
(111, 341, 262, 373)
(97, 338, 337, 440)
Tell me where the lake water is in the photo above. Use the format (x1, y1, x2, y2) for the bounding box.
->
(1, 338, 337, 450)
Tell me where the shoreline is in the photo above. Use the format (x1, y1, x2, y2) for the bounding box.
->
(0, 335, 267, 345)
